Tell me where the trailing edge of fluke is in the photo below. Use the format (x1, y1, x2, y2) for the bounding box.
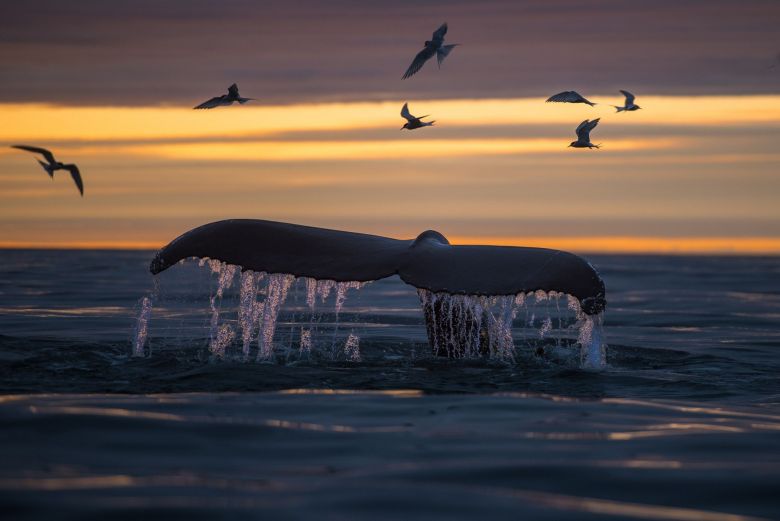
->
(150, 219, 606, 315)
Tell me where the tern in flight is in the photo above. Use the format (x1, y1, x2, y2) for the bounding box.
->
(400, 103, 434, 130)
(11, 145, 84, 196)
(568, 119, 601, 149)
(194, 83, 254, 109)
(402, 23, 459, 79)
(613, 90, 641, 112)
(546, 91, 597, 107)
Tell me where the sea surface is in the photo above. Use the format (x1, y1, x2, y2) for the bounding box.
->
(0, 250, 779, 520)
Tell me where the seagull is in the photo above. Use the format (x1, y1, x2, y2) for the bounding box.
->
(402, 23, 459, 80)
(11, 145, 84, 196)
(546, 91, 597, 106)
(400, 103, 434, 130)
(612, 90, 641, 112)
(194, 83, 254, 109)
(568, 119, 601, 149)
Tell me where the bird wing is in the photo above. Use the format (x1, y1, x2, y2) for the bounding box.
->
(63, 164, 84, 196)
(228, 83, 239, 97)
(576, 118, 599, 140)
(194, 96, 226, 109)
(400, 103, 416, 122)
(436, 44, 458, 67)
(620, 90, 635, 105)
(402, 46, 436, 79)
(431, 23, 448, 43)
(12, 145, 56, 164)
(546, 91, 584, 103)
(575, 119, 590, 139)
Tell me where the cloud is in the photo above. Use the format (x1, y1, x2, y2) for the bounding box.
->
(1, 0, 778, 106)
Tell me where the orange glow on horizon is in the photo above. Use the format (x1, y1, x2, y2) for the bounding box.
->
(2, 236, 779, 255)
(1, 94, 778, 253)
(122, 137, 681, 161)
(448, 236, 780, 254)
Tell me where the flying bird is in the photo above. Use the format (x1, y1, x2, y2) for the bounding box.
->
(568, 119, 601, 149)
(194, 83, 254, 109)
(11, 145, 84, 196)
(546, 91, 596, 107)
(402, 23, 459, 80)
(613, 90, 641, 112)
(400, 103, 434, 130)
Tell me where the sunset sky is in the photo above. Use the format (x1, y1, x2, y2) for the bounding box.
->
(1, 0, 778, 253)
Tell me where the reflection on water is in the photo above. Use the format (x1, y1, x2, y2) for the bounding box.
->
(1, 392, 778, 520)
(0, 251, 779, 519)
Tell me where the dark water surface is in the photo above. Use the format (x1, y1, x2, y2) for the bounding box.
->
(0, 250, 779, 520)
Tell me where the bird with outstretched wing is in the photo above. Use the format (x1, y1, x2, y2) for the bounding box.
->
(402, 23, 458, 79)
(11, 145, 84, 196)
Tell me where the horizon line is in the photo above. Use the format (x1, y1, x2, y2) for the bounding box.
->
(2, 236, 779, 255)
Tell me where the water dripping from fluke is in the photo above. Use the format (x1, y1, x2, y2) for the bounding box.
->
(136, 219, 607, 369)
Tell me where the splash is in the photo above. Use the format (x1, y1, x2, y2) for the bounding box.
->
(238, 270, 264, 358)
(207, 261, 238, 357)
(299, 328, 312, 354)
(343, 333, 361, 362)
(132, 296, 153, 357)
(135, 259, 606, 369)
(314, 279, 336, 308)
(257, 273, 295, 360)
(335, 281, 364, 314)
(419, 288, 606, 368)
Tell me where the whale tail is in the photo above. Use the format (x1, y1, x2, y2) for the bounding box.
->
(148, 219, 607, 367)
(150, 219, 606, 315)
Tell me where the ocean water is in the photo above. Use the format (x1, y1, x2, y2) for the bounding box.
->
(0, 249, 779, 520)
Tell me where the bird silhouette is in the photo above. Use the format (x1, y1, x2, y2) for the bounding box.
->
(613, 90, 641, 112)
(546, 91, 597, 107)
(11, 145, 84, 196)
(194, 83, 254, 109)
(400, 103, 435, 130)
(402, 23, 459, 79)
(568, 119, 601, 149)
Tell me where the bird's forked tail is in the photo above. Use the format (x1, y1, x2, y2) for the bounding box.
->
(37, 159, 54, 178)
(436, 44, 458, 67)
(612, 105, 626, 113)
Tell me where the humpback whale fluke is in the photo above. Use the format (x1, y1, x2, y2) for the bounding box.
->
(11, 145, 84, 196)
(194, 83, 254, 109)
(402, 23, 459, 80)
(150, 219, 606, 315)
(546, 91, 597, 107)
